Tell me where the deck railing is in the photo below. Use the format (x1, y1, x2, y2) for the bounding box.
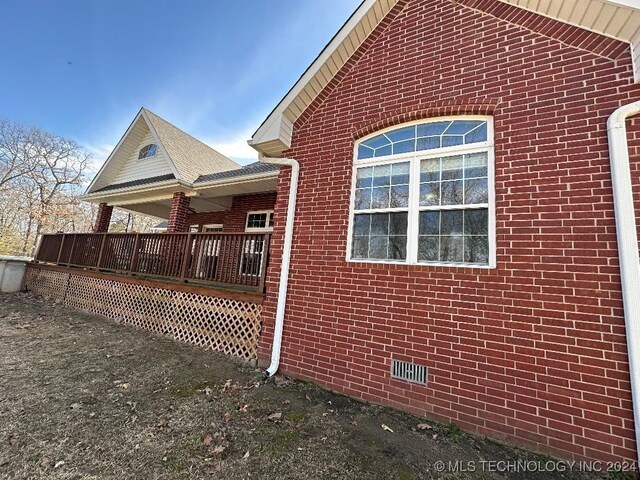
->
(34, 232, 271, 293)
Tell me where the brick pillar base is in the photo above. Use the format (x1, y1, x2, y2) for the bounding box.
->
(167, 192, 191, 232)
(93, 203, 113, 233)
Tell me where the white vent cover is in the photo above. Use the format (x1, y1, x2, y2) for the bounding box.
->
(391, 359, 427, 385)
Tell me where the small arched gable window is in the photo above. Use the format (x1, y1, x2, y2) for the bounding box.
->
(349, 117, 495, 268)
(138, 144, 158, 159)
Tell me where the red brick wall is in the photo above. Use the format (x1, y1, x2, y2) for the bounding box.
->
(259, 0, 640, 463)
(185, 192, 276, 232)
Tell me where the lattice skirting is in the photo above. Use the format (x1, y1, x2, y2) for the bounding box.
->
(22, 266, 262, 360)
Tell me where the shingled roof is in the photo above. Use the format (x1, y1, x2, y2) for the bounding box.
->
(194, 162, 279, 184)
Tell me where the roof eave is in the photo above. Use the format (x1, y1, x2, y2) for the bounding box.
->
(192, 171, 280, 190)
(80, 179, 191, 203)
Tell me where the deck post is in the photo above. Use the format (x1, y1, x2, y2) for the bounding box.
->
(129, 234, 141, 274)
(56, 234, 66, 264)
(257, 233, 271, 293)
(179, 233, 193, 281)
(67, 234, 77, 266)
(96, 234, 107, 270)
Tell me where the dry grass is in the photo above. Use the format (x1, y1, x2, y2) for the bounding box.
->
(0, 292, 613, 479)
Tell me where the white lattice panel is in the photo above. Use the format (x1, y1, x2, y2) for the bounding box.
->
(24, 267, 262, 359)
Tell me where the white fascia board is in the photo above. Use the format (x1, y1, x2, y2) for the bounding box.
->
(250, 0, 385, 153)
(85, 108, 145, 194)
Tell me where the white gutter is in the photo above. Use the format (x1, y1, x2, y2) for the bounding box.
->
(259, 156, 300, 377)
(607, 100, 640, 464)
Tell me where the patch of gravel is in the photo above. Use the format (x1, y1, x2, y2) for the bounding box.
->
(0, 292, 617, 479)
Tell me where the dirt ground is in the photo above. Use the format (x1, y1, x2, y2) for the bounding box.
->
(0, 292, 627, 480)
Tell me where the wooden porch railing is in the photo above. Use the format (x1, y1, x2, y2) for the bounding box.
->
(34, 232, 271, 293)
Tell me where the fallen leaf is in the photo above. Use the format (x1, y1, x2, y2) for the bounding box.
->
(54, 461, 65, 469)
(321, 436, 327, 442)
(212, 445, 226, 454)
(117, 383, 130, 390)
(203, 435, 213, 446)
(70, 403, 80, 410)
(351, 420, 358, 426)
(243, 451, 250, 459)
(417, 423, 432, 430)
(204, 387, 213, 396)
(282, 400, 290, 405)
(432, 434, 438, 440)
(238, 404, 249, 413)
(223, 412, 231, 423)
(268, 412, 282, 422)
(381, 424, 394, 433)
(223, 379, 232, 390)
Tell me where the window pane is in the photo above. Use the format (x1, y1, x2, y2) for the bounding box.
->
(355, 188, 372, 210)
(389, 236, 407, 259)
(351, 212, 407, 261)
(416, 136, 441, 151)
(386, 125, 416, 143)
(419, 211, 439, 235)
(391, 162, 410, 184)
(418, 236, 439, 261)
(390, 185, 409, 207)
(441, 210, 463, 235)
(465, 236, 488, 263)
(441, 180, 464, 205)
(465, 178, 488, 204)
(464, 209, 488, 236)
(358, 145, 374, 159)
(353, 215, 371, 236)
(420, 158, 440, 182)
(444, 120, 484, 135)
(371, 187, 390, 208)
(464, 152, 488, 178)
(440, 236, 464, 262)
(361, 134, 389, 149)
(352, 236, 369, 259)
(369, 236, 389, 259)
(371, 214, 389, 235)
(417, 121, 449, 137)
(442, 135, 464, 147)
(465, 123, 487, 143)
(375, 145, 392, 157)
(393, 139, 415, 155)
(356, 166, 373, 187)
(441, 155, 463, 180)
(389, 212, 408, 234)
(419, 183, 439, 206)
(373, 164, 391, 186)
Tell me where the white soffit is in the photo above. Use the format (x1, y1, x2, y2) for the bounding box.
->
(498, 0, 640, 82)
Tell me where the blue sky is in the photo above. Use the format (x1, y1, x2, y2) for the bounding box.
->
(0, 0, 361, 170)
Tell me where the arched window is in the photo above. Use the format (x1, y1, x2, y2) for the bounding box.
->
(138, 144, 158, 159)
(348, 117, 495, 267)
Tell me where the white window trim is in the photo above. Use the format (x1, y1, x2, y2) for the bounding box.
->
(245, 210, 274, 232)
(346, 116, 496, 269)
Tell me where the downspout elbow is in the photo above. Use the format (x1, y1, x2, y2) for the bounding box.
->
(259, 155, 300, 377)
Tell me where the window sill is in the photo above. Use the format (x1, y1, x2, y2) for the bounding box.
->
(346, 258, 496, 269)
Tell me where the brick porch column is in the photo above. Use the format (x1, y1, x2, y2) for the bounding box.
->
(167, 192, 191, 232)
(93, 202, 113, 233)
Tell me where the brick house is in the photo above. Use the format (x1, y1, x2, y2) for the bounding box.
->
(249, 0, 640, 463)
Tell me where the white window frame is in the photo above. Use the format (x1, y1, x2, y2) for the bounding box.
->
(245, 210, 274, 232)
(346, 116, 496, 268)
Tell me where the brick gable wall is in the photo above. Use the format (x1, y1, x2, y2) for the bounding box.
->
(258, 0, 640, 462)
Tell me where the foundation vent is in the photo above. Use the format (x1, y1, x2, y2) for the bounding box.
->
(391, 359, 427, 385)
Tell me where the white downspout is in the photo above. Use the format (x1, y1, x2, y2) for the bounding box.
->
(607, 100, 640, 464)
(259, 155, 300, 377)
